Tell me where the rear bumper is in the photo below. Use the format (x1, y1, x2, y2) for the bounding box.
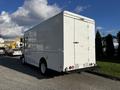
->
(65, 66, 97, 73)
(64, 63, 97, 72)
(0, 52, 5, 55)
(12, 52, 22, 56)
(13, 53, 22, 56)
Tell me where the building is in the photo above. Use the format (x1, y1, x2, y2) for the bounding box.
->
(0, 38, 5, 48)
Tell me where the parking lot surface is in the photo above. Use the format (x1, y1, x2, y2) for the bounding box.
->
(0, 56, 120, 90)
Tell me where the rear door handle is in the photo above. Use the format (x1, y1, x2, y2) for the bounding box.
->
(73, 42, 79, 44)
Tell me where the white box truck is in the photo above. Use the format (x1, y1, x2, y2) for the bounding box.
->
(21, 11, 96, 75)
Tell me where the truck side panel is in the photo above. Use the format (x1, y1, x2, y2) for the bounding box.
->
(24, 13, 64, 72)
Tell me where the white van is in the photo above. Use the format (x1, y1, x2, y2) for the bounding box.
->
(21, 11, 96, 75)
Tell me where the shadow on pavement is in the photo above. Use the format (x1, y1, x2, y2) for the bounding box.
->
(0, 56, 65, 79)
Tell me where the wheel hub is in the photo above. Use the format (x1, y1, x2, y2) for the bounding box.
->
(41, 63, 46, 74)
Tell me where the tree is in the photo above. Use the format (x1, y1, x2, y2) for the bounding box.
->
(95, 31, 103, 59)
(105, 34, 115, 57)
(117, 32, 120, 57)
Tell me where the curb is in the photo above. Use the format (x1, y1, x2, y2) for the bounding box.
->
(86, 71, 120, 81)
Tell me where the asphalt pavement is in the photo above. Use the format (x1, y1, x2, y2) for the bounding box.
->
(0, 56, 120, 90)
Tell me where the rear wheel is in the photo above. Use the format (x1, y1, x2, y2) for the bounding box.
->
(39, 61, 47, 75)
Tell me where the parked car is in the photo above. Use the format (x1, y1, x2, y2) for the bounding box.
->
(6, 48, 22, 56)
(0, 48, 5, 55)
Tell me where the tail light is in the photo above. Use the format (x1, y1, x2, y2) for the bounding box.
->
(69, 66, 74, 69)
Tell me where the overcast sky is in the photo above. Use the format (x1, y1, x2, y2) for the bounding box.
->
(0, 0, 120, 38)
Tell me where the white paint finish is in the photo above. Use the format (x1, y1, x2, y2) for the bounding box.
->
(24, 11, 96, 72)
(63, 11, 95, 71)
(24, 13, 64, 72)
(74, 19, 89, 67)
(88, 23, 96, 64)
(64, 11, 95, 24)
(63, 16, 75, 70)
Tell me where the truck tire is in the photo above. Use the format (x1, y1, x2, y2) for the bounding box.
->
(39, 61, 47, 75)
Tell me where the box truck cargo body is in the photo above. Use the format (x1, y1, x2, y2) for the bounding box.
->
(23, 11, 96, 75)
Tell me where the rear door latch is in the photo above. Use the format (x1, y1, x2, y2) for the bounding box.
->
(73, 42, 79, 44)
